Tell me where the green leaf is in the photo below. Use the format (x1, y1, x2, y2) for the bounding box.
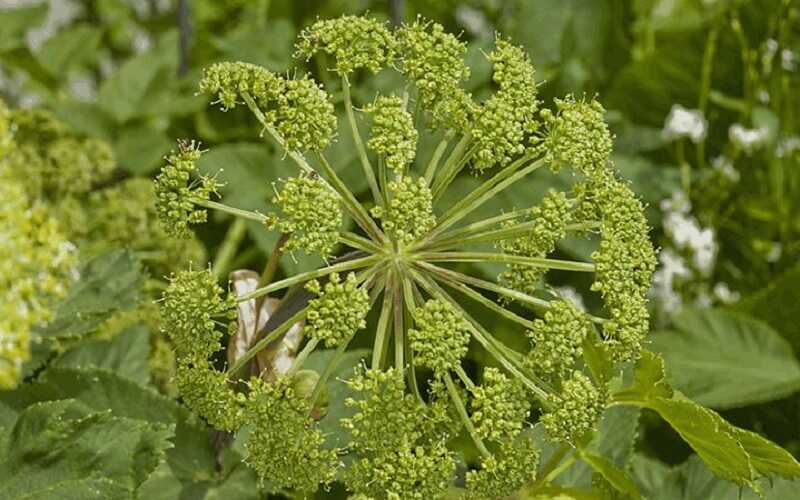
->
(580, 452, 641, 499)
(651, 309, 800, 409)
(53, 326, 151, 385)
(630, 454, 672, 499)
(613, 350, 672, 403)
(729, 427, 800, 480)
(0, 5, 47, 51)
(737, 262, 800, 354)
(35, 25, 101, 76)
(38, 250, 145, 340)
(212, 19, 295, 71)
(113, 125, 173, 175)
(0, 400, 172, 498)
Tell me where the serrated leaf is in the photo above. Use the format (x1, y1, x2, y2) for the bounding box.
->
(38, 249, 144, 339)
(0, 400, 172, 498)
(729, 427, 800, 480)
(613, 350, 672, 403)
(54, 326, 150, 385)
(630, 454, 672, 499)
(651, 309, 800, 409)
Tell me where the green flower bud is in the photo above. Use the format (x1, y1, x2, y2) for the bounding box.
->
(267, 175, 342, 257)
(154, 140, 222, 238)
(296, 15, 396, 75)
(245, 378, 339, 493)
(465, 434, 539, 500)
(175, 362, 245, 431)
(498, 189, 572, 296)
(472, 39, 539, 171)
(161, 268, 235, 365)
(526, 300, 590, 378)
(408, 299, 470, 373)
(199, 61, 283, 111)
(269, 74, 337, 152)
(305, 272, 370, 348)
(539, 96, 613, 177)
(371, 175, 436, 245)
(365, 95, 418, 174)
(470, 368, 530, 443)
(541, 370, 604, 443)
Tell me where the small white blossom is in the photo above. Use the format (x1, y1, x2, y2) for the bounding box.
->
(729, 123, 769, 153)
(662, 104, 707, 143)
(659, 190, 691, 214)
(711, 156, 739, 182)
(713, 282, 740, 304)
(552, 286, 586, 312)
(766, 242, 782, 263)
(782, 49, 797, 72)
(776, 136, 800, 158)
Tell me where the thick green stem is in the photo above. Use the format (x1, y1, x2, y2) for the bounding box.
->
(400, 269, 424, 404)
(339, 231, 384, 254)
(443, 372, 492, 459)
(342, 75, 381, 205)
(529, 443, 573, 491)
(286, 338, 320, 378)
(259, 233, 289, 290)
(430, 134, 472, 200)
(227, 307, 307, 377)
(372, 272, 395, 370)
(419, 252, 596, 273)
(454, 365, 476, 391)
(307, 334, 352, 415)
(212, 218, 248, 278)
(431, 157, 544, 239)
(424, 131, 455, 183)
(238, 255, 382, 302)
(393, 268, 405, 370)
(315, 152, 386, 244)
(426, 220, 601, 252)
(194, 199, 267, 222)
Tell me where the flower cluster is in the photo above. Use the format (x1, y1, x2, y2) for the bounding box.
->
(154, 141, 221, 239)
(296, 15, 396, 75)
(266, 175, 343, 257)
(365, 95, 418, 174)
(469, 367, 529, 442)
(498, 189, 573, 296)
(465, 435, 540, 499)
(472, 39, 539, 171)
(408, 299, 471, 373)
(200, 62, 337, 152)
(541, 371, 604, 443)
(662, 104, 708, 143)
(305, 272, 370, 347)
(526, 300, 589, 379)
(371, 175, 436, 246)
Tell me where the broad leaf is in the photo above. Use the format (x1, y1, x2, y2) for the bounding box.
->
(737, 263, 800, 355)
(36, 25, 101, 76)
(651, 309, 800, 408)
(580, 452, 641, 499)
(54, 326, 150, 385)
(0, 400, 172, 498)
(38, 250, 144, 339)
(0, 5, 47, 51)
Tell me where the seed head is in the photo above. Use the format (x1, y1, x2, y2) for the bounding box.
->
(371, 175, 436, 245)
(527, 300, 590, 378)
(541, 370, 605, 443)
(470, 367, 529, 443)
(465, 434, 539, 500)
(408, 299, 471, 373)
(305, 272, 370, 348)
(365, 95, 418, 174)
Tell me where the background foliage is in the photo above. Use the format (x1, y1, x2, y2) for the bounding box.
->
(0, 0, 798, 498)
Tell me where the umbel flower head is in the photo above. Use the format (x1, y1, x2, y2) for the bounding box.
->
(156, 14, 656, 498)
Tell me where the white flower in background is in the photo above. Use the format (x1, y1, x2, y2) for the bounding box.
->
(132, 29, 153, 54)
(766, 242, 782, 263)
(552, 286, 586, 312)
(782, 49, 797, 72)
(712, 282, 740, 304)
(651, 249, 690, 314)
(662, 104, 707, 143)
(691, 227, 716, 275)
(711, 156, 740, 182)
(776, 136, 800, 158)
(695, 290, 713, 308)
(661, 191, 718, 276)
(729, 123, 769, 153)
(757, 89, 770, 104)
(659, 190, 691, 214)
(67, 75, 97, 102)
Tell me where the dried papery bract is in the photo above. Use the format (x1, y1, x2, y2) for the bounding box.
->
(156, 14, 657, 498)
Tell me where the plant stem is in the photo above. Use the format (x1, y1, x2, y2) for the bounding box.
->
(430, 134, 472, 200)
(372, 271, 395, 370)
(315, 152, 386, 244)
(443, 372, 492, 459)
(454, 365, 476, 391)
(286, 338, 320, 378)
(419, 252, 596, 273)
(227, 307, 307, 377)
(307, 335, 352, 416)
(212, 218, 248, 279)
(194, 199, 266, 222)
(259, 233, 289, 289)
(342, 75, 382, 205)
(528, 443, 573, 491)
(339, 231, 384, 254)
(393, 268, 405, 370)
(424, 131, 455, 183)
(431, 157, 544, 238)
(238, 255, 382, 302)
(400, 269, 423, 404)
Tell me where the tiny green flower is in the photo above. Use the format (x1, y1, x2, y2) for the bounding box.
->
(541, 370, 605, 443)
(267, 174, 343, 257)
(154, 141, 221, 238)
(305, 272, 370, 348)
(470, 367, 529, 443)
(296, 15, 396, 75)
(365, 95, 418, 174)
(270, 74, 337, 152)
(371, 175, 436, 245)
(199, 61, 283, 110)
(408, 299, 470, 373)
(465, 434, 540, 500)
(526, 300, 590, 378)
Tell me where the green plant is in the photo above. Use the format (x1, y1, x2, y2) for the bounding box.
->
(153, 14, 800, 499)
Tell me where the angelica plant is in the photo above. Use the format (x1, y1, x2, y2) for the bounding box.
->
(156, 14, 660, 498)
